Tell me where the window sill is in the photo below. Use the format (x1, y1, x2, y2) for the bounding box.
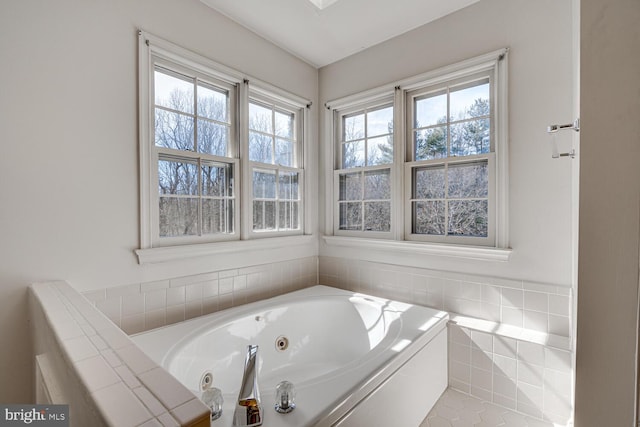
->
(322, 236, 512, 262)
(136, 235, 316, 264)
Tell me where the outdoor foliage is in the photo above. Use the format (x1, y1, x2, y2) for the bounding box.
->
(413, 95, 491, 237)
(154, 71, 301, 237)
(337, 90, 491, 237)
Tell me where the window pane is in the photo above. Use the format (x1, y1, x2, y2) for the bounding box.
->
(202, 199, 234, 234)
(343, 113, 364, 141)
(197, 85, 228, 122)
(448, 200, 488, 237)
(447, 161, 488, 199)
(155, 110, 194, 151)
(367, 106, 393, 137)
(339, 202, 362, 231)
(450, 82, 490, 121)
(367, 136, 393, 166)
(342, 140, 365, 168)
(253, 170, 276, 199)
(450, 119, 490, 157)
(253, 201, 276, 230)
(201, 163, 232, 197)
(275, 110, 294, 139)
(159, 197, 198, 237)
(158, 160, 198, 195)
(364, 201, 391, 232)
(339, 172, 361, 201)
(415, 126, 447, 160)
(249, 132, 274, 163)
(413, 201, 445, 235)
(154, 70, 194, 114)
(278, 201, 299, 230)
(276, 138, 294, 167)
(364, 169, 390, 200)
(279, 172, 299, 200)
(197, 120, 228, 156)
(415, 93, 447, 128)
(414, 166, 445, 199)
(249, 103, 273, 133)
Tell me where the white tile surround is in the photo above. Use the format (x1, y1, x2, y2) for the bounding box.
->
(83, 257, 318, 335)
(29, 257, 317, 427)
(319, 256, 573, 425)
(29, 281, 210, 427)
(32, 254, 572, 426)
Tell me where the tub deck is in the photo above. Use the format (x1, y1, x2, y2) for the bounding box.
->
(132, 285, 449, 426)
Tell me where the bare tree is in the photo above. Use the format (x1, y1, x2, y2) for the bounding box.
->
(155, 88, 232, 236)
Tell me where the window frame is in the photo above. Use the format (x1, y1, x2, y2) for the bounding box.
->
(333, 97, 395, 239)
(137, 31, 311, 262)
(324, 49, 510, 257)
(244, 92, 305, 239)
(404, 72, 496, 246)
(151, 61, 240, 247)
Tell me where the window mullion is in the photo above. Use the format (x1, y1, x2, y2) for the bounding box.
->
(197, 157, 202, 237)
(275, 168, 280, 231)
(446, 86, 451, 158)
(393, 86, 405, 240)
(445, 88, 450, 237)
(363, 109, 368, 167)
(444, 162, 449, 237)
(193, 79, 198, 152)
(239, 81, 250, 240)
(360, 169, 366, 232)
(271, 109, 276, 165)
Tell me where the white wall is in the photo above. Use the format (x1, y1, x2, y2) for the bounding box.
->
(575, 0, 640, 425)
(318, 0, 576, 287)
(0, 0, 318, 403)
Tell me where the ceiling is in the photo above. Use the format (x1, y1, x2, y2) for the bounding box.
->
(200, 0, 481, 68)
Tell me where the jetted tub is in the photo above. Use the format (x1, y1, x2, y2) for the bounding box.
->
(132, 285, 448, 427)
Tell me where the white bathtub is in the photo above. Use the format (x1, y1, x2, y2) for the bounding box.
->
(132, 285, 448, 427)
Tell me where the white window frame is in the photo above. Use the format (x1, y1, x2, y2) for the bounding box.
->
(151, 61, 240, 247)
(244, 92, 305, 239)
(137, 31, 312, 263)
(324, 49, 510, 260)
(405, 72, 496, 246)
(333, 97, 395, 239)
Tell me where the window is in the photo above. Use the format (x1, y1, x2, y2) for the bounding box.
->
(327, 50, 508, 251)
(406, 76, 494, 245)
(334, 102, 394, 236)
(138, 32, 308, 256)
(248, 98, 303, 235)
(153, 66, 237, 243)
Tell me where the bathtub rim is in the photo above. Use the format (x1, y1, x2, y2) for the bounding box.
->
(131, 284, 449, 426)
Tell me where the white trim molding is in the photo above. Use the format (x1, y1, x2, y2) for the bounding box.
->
(323, 236, 512, 262)
(136, 235, 316, 264)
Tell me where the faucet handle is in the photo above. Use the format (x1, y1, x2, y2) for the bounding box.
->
(201, 387, 224, 421)
(274, 381, 296, 414)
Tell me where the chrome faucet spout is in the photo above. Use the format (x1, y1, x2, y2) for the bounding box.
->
(233, 345, 263, 427)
